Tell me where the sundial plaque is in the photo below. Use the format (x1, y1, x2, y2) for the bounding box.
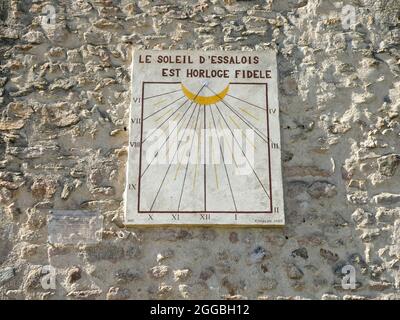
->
(125, 50, 284, 226)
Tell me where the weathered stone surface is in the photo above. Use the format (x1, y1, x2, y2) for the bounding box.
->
(66, 266, 81, 284)
(0, 28, 19, 40)
(247, 246, 270, 264)
(307, 181, 337, 199)
(320, 248, 339, 264)
(260, 277, 278, 291)
(0, 267, 15, 285)
(114, 269, 141, 284)
(373, 193, 400, 205)
(106, 287, 131, 300)
(377, 154, 400, 176)
(61, 183, 73, 200)
(123, 246, 140, 259)
(67, 289, 102, 299)
(86, 244, 125, 262)
(285, 166, 331, 177)
(291, 248, 309, 260)
(84, 29, 112, 45)
(321, 294, 340, 300)
(0, 120, 25, 130)
(368, 281, 392, 291)
(173, 269, 191, 281)
(157, 283, 173, 298)
(0, 0, 399, 300)
(156, 249, 174, 262)
(22, 31, 46, 44)
(0, 187, 13, 204)
(286, 264, 304, 280)
(31, 178, 57, 200)
(149, 265, 169, 279)
(199, 267, 215, 281)
(23, 266, 44, 290)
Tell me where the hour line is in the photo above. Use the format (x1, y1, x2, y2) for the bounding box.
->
(210, 106, 237, 211)
(149, 84, 207, 210)
(177, 107, 202, 210)
(141, 102, 193, 178)
(143, 98, 190, 143)
(144, 95, 186, 121)
(215, 103, 270, 199)
(149, 102, 199, 211)
(226, 93, 266, 111)
(239, 107, 259, 121)
(217, 118, 238, 167)
(228, 115, 256, 150)
(144, 88, 181, 100)
(206, 86, 269, 144)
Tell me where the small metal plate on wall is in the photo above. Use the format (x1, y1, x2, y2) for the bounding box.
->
(48, 210, 103, 245)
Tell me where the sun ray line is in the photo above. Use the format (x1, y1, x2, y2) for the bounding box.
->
(167, 108, 194, 164)
(144, 88, 181, 100)
(144, 83, 206, 143)
(143, 99, 189, 141)
(155, 108, 174, 123)
(215, 103, 270, 199)
(174, 164, 182, 180)
(204, 105, 207, 211)
(226, 93, 266, 110)
(177, 106, 202, 210)
(174, 103, 199, 180)
(147, 85, 207, 210)
(239, 107, 259, 121)
(218, 99, 268, 143)
(193, 165, 198, 191)
(205, 87, 269, 144)
(228, 115, 256, 150)
(217, 118, 238, 167)
(149, 101, 200, 211)
(154, 98, 167, 106)
(210, 106, 237, 211)
(193, 111, 202, 191)
(214, 164, 219, 190)
(209, 119, 219, 190)
(141, 102, 193, 178)
(144, 95, 186, 121)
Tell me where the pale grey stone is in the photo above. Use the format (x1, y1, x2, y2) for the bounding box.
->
(373, 193, 400, 205)
(377, 154, 400, 176)
(0, 267, 15, 285)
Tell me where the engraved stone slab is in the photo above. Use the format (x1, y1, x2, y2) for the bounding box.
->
(125, 50, 284, 226)
(48, 210, 103, 244)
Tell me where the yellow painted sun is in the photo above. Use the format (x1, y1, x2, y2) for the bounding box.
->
(181, 83, 229, 105)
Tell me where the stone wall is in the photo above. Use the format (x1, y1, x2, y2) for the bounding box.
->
(0, 0, 399, 300)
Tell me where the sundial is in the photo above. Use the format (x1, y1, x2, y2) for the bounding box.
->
(125, 50, 284, 226)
